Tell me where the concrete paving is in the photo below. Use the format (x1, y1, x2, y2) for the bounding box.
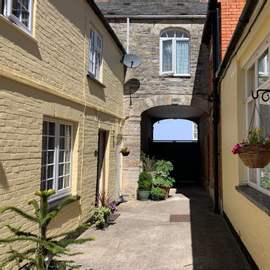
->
(72, 187, 252, 270)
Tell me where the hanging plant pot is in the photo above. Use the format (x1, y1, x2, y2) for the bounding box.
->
(238, 144, 270, 168)
(120, 147, 130, 156)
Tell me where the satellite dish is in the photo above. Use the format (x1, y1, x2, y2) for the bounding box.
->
(123, 54, 141, 68)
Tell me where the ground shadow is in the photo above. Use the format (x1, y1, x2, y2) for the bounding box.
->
(0, 162, 9, 190)
(179, 186, 252, 270)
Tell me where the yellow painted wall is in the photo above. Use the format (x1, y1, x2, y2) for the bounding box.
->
(0, 0, 124, 268)
(220, 1, 270, 269)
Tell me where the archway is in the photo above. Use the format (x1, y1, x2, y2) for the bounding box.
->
(141, 105, 208, 189)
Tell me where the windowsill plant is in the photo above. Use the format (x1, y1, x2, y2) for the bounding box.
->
(232, 128, 270, 168)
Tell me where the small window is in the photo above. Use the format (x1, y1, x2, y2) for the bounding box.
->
(89, 30, 103, 80)
(3, 0, 33, 33)
(160, 29, 190, 76)
(41, 120, 73, 200)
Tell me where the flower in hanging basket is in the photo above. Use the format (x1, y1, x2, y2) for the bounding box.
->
(120, 147, 130, 156)
(232, 128, 270, 168)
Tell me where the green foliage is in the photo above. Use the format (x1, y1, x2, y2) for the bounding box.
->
(141, 153, 156, 172)
(154, 160, 174, 178)
(138, 171, 152, 191)
(152, 176, 174, 188)
(0, 190, 94, 270)
(89, 207, 111, 229)
(150, 187, 166, 201)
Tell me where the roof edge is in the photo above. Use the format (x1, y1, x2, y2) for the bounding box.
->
(104, 15, 207, 19)
(87, 0, 126, 55)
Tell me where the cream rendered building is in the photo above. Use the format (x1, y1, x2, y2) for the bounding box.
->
(0, 0, 125, 265)
(219, 0, 270, 269)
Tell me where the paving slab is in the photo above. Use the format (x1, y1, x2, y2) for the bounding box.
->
(72, 187, 252, 270)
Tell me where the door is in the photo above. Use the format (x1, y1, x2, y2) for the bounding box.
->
(96, 130, 108, 205)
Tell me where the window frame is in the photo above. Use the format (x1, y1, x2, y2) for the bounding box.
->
(89, 29, 103, 81)
(245, 46, 270, 197)
(3, 0, 33, 33)
(160, 30, 190, 77)
(41, 119, 73, 202)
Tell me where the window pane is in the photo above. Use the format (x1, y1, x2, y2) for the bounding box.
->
(258, 50, 269, 86)
(176, 40, 189, 74)
(47, 151, 54, 164)
(49, 122, 55, 135)
(48, 137, 55, 150)
(260, 165, 270, 191)
(259, 102, 270, 137)
(249, 169, 257, 185)
(58, 177, 64, 190)
(58, 164, 64, 177)
(162, 40, 172, 72)
(64, 176, 70, 188)
(11, 0, 30, 28)
(247, 65, 255, 96)
(12, 0, 21, 18)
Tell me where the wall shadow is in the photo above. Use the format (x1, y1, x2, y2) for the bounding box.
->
(0, 162, 9, 190)
(180, 186, 252, 270)
(0, 19, 42, 59)
(87, 77, 106, 102)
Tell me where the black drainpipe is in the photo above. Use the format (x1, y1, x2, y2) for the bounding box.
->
(212, 0, 221, 214)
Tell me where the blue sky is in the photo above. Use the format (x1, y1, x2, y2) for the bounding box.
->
(154, 119, 194, 141)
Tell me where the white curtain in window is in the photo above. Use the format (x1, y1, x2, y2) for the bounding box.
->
(162, 40, 172, 72)
(176, 40, 189, 74)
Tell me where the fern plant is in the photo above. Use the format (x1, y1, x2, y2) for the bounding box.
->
(0, 189, 94, 270)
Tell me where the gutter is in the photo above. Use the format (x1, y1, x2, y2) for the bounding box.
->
(86, 0, 126, 55)
(216, 0, 261, 82)
(104, 14, 207, 20)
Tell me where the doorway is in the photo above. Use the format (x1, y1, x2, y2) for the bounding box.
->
(96, 130, 109, 205)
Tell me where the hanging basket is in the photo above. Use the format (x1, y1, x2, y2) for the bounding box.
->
(239, 144, 270, 168)
(120, 148, 130, 156)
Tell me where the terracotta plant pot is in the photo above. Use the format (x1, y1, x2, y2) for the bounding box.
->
(239, 144, 270, 168)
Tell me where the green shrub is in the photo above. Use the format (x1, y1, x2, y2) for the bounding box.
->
(154, 160, 174, 178)
(0, 190, 93, 270)
(152, 176, 174, 188)
(141, 153, 156, 172)
(150, 187, 166, 201)
(89, 207, 111, 229)
(138, 171, 152, 191)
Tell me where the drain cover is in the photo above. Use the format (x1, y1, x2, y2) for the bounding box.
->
(170, 214, 190, 222)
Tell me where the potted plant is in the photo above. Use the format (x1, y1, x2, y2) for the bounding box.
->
(150, 187, 167, 201)
(137, 171, 152, 201)
(120, 147, 130, 156)
(232, 128, 270, 168)
(152, 160, 175, 198)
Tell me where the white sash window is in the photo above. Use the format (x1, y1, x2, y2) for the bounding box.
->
(89, 30, 103, 80)
(3, 0, 33, 33)
(160, 30, 190, 76)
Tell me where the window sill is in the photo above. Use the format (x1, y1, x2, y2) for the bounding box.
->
(236, 185, 270, 216)
(48, 194, 80, 211)
(160, 74, 191, 79)
(0, 14, 36, 43)
(87, 73, 106, 88)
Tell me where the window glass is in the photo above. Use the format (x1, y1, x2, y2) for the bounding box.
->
(41, 120, 72, 197)
(162, 40, 172, 72)
(258, 50, 269, 86)
(89, 31, 102, 80)
(161, 30, 190, 75)
(247, 65, 255, 96)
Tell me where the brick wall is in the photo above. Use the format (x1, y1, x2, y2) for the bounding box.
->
(219, 0, 246, 58)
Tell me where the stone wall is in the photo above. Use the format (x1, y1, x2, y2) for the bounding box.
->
(108, 18, 208, 196)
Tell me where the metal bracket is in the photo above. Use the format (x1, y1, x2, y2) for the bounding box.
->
(252, 89, 270, 102)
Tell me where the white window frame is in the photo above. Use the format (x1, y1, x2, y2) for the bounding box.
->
(41, 119, 73, 201)
(245, 46, 270, 197)
(160, 30, 190, 77)
(89, 29, 103, 81)
(3, 0, 33, 33)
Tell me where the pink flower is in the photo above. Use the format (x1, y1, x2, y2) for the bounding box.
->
(232, 144, 242, 155)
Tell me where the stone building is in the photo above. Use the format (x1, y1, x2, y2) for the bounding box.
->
(96, 0, 212, 197)
(0, 0, 125, 266)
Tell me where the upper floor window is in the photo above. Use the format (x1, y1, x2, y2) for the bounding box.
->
(89, 30, 103, 81)
(2, 0, 33, 33)
(160, 29, 190, 76)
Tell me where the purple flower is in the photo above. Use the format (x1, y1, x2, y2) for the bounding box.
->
(232, 144, 242, 155)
